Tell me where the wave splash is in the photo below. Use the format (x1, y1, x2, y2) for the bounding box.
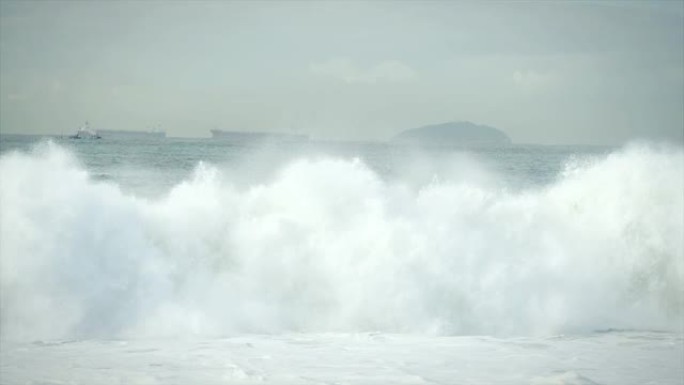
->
(1, 142, 682, 339)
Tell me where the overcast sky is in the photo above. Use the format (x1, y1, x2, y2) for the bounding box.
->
(0, 1, 682, 144)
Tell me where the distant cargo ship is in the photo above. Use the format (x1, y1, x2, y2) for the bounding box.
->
(98, 129, 166, 139)
(210, 129, 308, 142)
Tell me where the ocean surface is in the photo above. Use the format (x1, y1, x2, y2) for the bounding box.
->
(0, 134, 682, 384)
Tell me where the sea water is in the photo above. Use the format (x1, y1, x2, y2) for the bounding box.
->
(0, 135, 682, 384)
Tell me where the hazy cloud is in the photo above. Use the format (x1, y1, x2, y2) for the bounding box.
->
(512, 70, 557, 91)
(311, 58, 417, 84)
(6, 93, 27, 101)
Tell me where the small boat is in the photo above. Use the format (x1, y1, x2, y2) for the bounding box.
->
(70, 122, 101, 139)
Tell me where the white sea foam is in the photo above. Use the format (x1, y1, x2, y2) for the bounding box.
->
(0, 142, 682, 340)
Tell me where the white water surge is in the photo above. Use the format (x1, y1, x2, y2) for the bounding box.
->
(0, 142, 682, 341)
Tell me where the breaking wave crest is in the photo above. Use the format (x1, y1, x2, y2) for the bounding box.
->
(1, 142, 682, 339)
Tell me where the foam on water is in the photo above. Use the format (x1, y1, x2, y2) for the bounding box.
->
(0, 142, 682, 340)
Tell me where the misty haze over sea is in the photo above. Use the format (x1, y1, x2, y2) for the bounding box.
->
(1, 1, 682, 144)
(1, 1, 682, 384)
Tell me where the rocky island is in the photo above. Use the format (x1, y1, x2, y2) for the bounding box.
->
(394, 121, 511, 146)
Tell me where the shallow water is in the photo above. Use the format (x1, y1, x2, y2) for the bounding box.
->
(2, 331, 682, 385)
